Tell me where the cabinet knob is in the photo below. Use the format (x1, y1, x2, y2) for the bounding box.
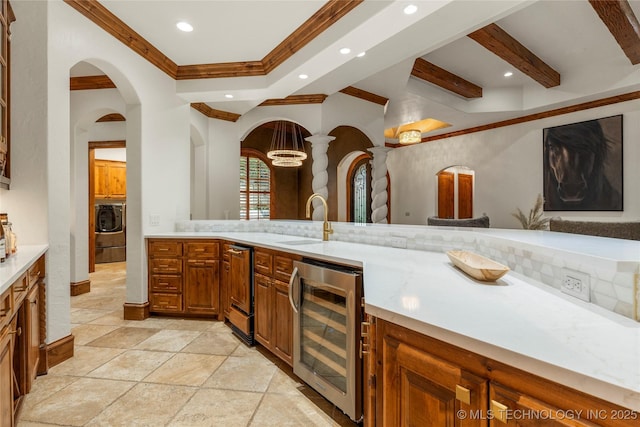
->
(9, 327, 22, 336)
(490, 399, 509, 424)
(455, 384, 471, 405)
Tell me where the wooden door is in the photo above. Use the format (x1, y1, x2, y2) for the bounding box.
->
(458, 173, 473, 219)
(94, 161, 109, 199)
(254, 273, 272, 347)
(273, 279, 293, 366)
(229, 248, 251, 314)
(221, 260, 230, 319)
(25, 285, 39, 394)
(437, 172, 455, 219)
(108, 162, 127, 199)
(380, 325, 487, 427)
(0, 329, 12, 427)
(184, 260, 219, 315)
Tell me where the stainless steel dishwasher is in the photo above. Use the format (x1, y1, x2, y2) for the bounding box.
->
(289, 258, 363, 422)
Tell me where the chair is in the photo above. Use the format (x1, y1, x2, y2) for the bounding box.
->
(549, 217, 640, 241)
(427, 215, 490, 228)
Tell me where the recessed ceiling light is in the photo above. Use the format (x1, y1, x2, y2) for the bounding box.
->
(176, 21, 193, 32)
(298, 74, 308, 80)
(356, 51, 366, 58)
(404, 4, 418, 15)
(504, 71, 513, 77)
(340, 47, 351, 55)
(224, 94, 234, 99)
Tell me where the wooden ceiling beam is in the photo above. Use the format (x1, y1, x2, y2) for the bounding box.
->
(411, 58, 483, 98)
(259, 94, 328, 106)
(589, 0, 640, 65)
(190, 103, 241, 122)
(339, 86, 389, 106)
(468, 23, 560, 88)
(70, 75, 116, 90)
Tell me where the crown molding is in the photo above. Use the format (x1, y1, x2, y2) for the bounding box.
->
(259, 94, 328, 106)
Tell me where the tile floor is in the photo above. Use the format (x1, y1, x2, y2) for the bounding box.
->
(17, 262, 358, 427)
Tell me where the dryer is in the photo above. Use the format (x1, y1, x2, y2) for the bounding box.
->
(95, 203, 126, 263)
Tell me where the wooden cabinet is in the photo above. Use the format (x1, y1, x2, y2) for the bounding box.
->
(25, 284, 40, 393)
(369, 318, 639, 427)
(253, 249, 299, 366)
(220, 243, 231, 319)
(94, 159, 126, 199)
(229, 246, 251, 315)
(0, 326, 12, 427)
(147, 239, 221, 318)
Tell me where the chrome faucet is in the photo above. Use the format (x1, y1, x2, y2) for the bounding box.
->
(305, 193, 333, 241)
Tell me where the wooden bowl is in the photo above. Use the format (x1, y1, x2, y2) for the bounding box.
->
(446, 250, 509, 282)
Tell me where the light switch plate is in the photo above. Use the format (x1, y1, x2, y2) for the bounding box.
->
(149, 214, 160, 226)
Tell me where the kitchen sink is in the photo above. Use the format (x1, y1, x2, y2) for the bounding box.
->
(277, 239, 322, 245)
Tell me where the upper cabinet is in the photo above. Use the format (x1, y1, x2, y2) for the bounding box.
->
(0, 0, 14, 189)
(95, 159, 126, 199)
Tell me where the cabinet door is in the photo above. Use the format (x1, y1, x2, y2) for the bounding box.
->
(25, 285, 39, 394)
(94, 162, 109, 198)
(0, 329, 12, 427)
(380, 329, 487, 427)
(273, 279, 293, 366)
(108, 163, 127, 199)
(489, 383, 599, 427)
(254, 273, 272, 347)
(184, 260, 219, 315)
(221, 260, 230, 319)
(229, 249, 251, 314)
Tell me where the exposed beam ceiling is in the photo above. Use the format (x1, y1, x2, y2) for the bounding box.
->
(97, 113, 125, 122)
(259, 95, 328, 107)
(190, 103, 241, 122)
(589, 0, 640, 65)
(70, 75, 116, 90)
(410, 58, 483, 99)
(467, 23, 560, 88)
(339, 86, 388, 106)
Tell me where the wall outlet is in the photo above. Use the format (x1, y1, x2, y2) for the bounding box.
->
(390, 236, 407, 249)
(149, 214, 160, 226)
(561, 268, 591, 302)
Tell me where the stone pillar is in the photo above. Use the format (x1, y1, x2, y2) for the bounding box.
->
(305, 134, 335, 220)
(368, 146, 393, 224)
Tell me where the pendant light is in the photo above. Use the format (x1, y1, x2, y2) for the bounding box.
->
(398, 129, 422, 145)
(267, 120, 308, 167)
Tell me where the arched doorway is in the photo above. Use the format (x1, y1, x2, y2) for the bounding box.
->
(436, 165, 475, 219)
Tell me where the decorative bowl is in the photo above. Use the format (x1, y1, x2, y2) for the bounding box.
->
(446, 250, 509, 282)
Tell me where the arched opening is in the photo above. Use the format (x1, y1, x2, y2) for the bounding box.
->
(240, 148, 274, 220)
(436, 165, 475, 219)
(345, 153, 372, 223)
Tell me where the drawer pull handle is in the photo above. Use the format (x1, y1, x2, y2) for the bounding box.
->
(158, 248, 169, 251)
(14, 285, 27, 292)
(361, 321, 370, 337)
(359, 341, 369, 358)
(158, 265, 169, 268)
(227, 249, 242, 255)
(159, 282, 169, 286)
(490, 400, 509, 424)
(0, 308, 8, 316)
(9, 327, 22, 336)
(194, 248, 205, 252)
(455, 385, 471, 405)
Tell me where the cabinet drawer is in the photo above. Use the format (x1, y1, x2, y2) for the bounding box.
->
(254, 250, 273, 276)
(28, 256, 44, 287)
(150, 275, 182, 293)
(228, 306, 252, 336)
(150, 258, 182, 274)
(0, 287, 11, 330)
(274, 256, 295, 283)
(222, 243, 232, 262)
(149, 240, 183, 257)
(150, 293, 183, 313)
(12, 273, 28, 306)
(186, 242, 219, 258)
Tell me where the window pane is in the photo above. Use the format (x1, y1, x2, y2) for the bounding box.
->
(240, 155, 271, 220)
(353, 164, 367, 224)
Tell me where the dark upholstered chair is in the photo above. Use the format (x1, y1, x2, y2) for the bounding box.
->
(427, 215, 490, 228)
(549, 217, 640, 241)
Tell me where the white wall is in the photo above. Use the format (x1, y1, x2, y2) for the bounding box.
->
(95, 148, 126, 162)
(388, 100, 640, 228)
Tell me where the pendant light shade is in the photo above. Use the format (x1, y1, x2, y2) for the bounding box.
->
(398, 129, 422, 145)
(267, 121, 308, 167)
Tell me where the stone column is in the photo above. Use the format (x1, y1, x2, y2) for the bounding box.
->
(368, 146, 393, 224)
(305, 134, 335, 220)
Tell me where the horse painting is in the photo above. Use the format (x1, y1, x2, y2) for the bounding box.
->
(543, 116, 622, 211)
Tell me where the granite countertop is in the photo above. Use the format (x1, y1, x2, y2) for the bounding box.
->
(146, 231, 640, 411)
(0, 245, 48, 295)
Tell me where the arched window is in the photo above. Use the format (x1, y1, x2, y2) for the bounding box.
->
(347, 155, 371, 223)
(240, 149, 273, 220)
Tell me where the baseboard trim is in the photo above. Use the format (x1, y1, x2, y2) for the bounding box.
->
(70, 280, 91, 296)
(123, 302, 150, 321)
(47, 334, 74, 369)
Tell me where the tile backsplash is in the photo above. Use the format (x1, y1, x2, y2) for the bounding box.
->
(175, 220, 639, 321)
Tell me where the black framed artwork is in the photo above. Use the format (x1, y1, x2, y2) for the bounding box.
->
(543, 115, 623, 211)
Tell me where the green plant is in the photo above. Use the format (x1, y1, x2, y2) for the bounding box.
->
(512, 193, 550, 230)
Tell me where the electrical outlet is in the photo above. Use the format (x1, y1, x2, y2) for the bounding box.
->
(390, 236, 407, 249)
(561, 268, 590, 302)
(149, 214, 160, 226)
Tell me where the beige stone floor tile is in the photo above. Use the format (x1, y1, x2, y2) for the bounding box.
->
(88, 309, 132, 327)
(162, 317, 218, 331)
(125, 316, 180, 329)
(71, 323, 120, 345)
(18, 377, 135, 426)
(85, 382, 196, 427)
(267, 369, 305, 395)
(87, 349, 174, 381)
(232, 342, 265, 358)
(203, 354, 277, 392)
(16, 421, 60, 427)
(143, 353, 226, 386)
(70, 308, 110, 324)
(181, 329, 241, 356)
(86, 326, 161, 349)
(134, 329, 202, 352)
(48, 346, 125, 377)
(249, 393, 337, 427)
(20, 375, 79, 411)
(71, 294, 125, 311)
(168, 388, 262, 427)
